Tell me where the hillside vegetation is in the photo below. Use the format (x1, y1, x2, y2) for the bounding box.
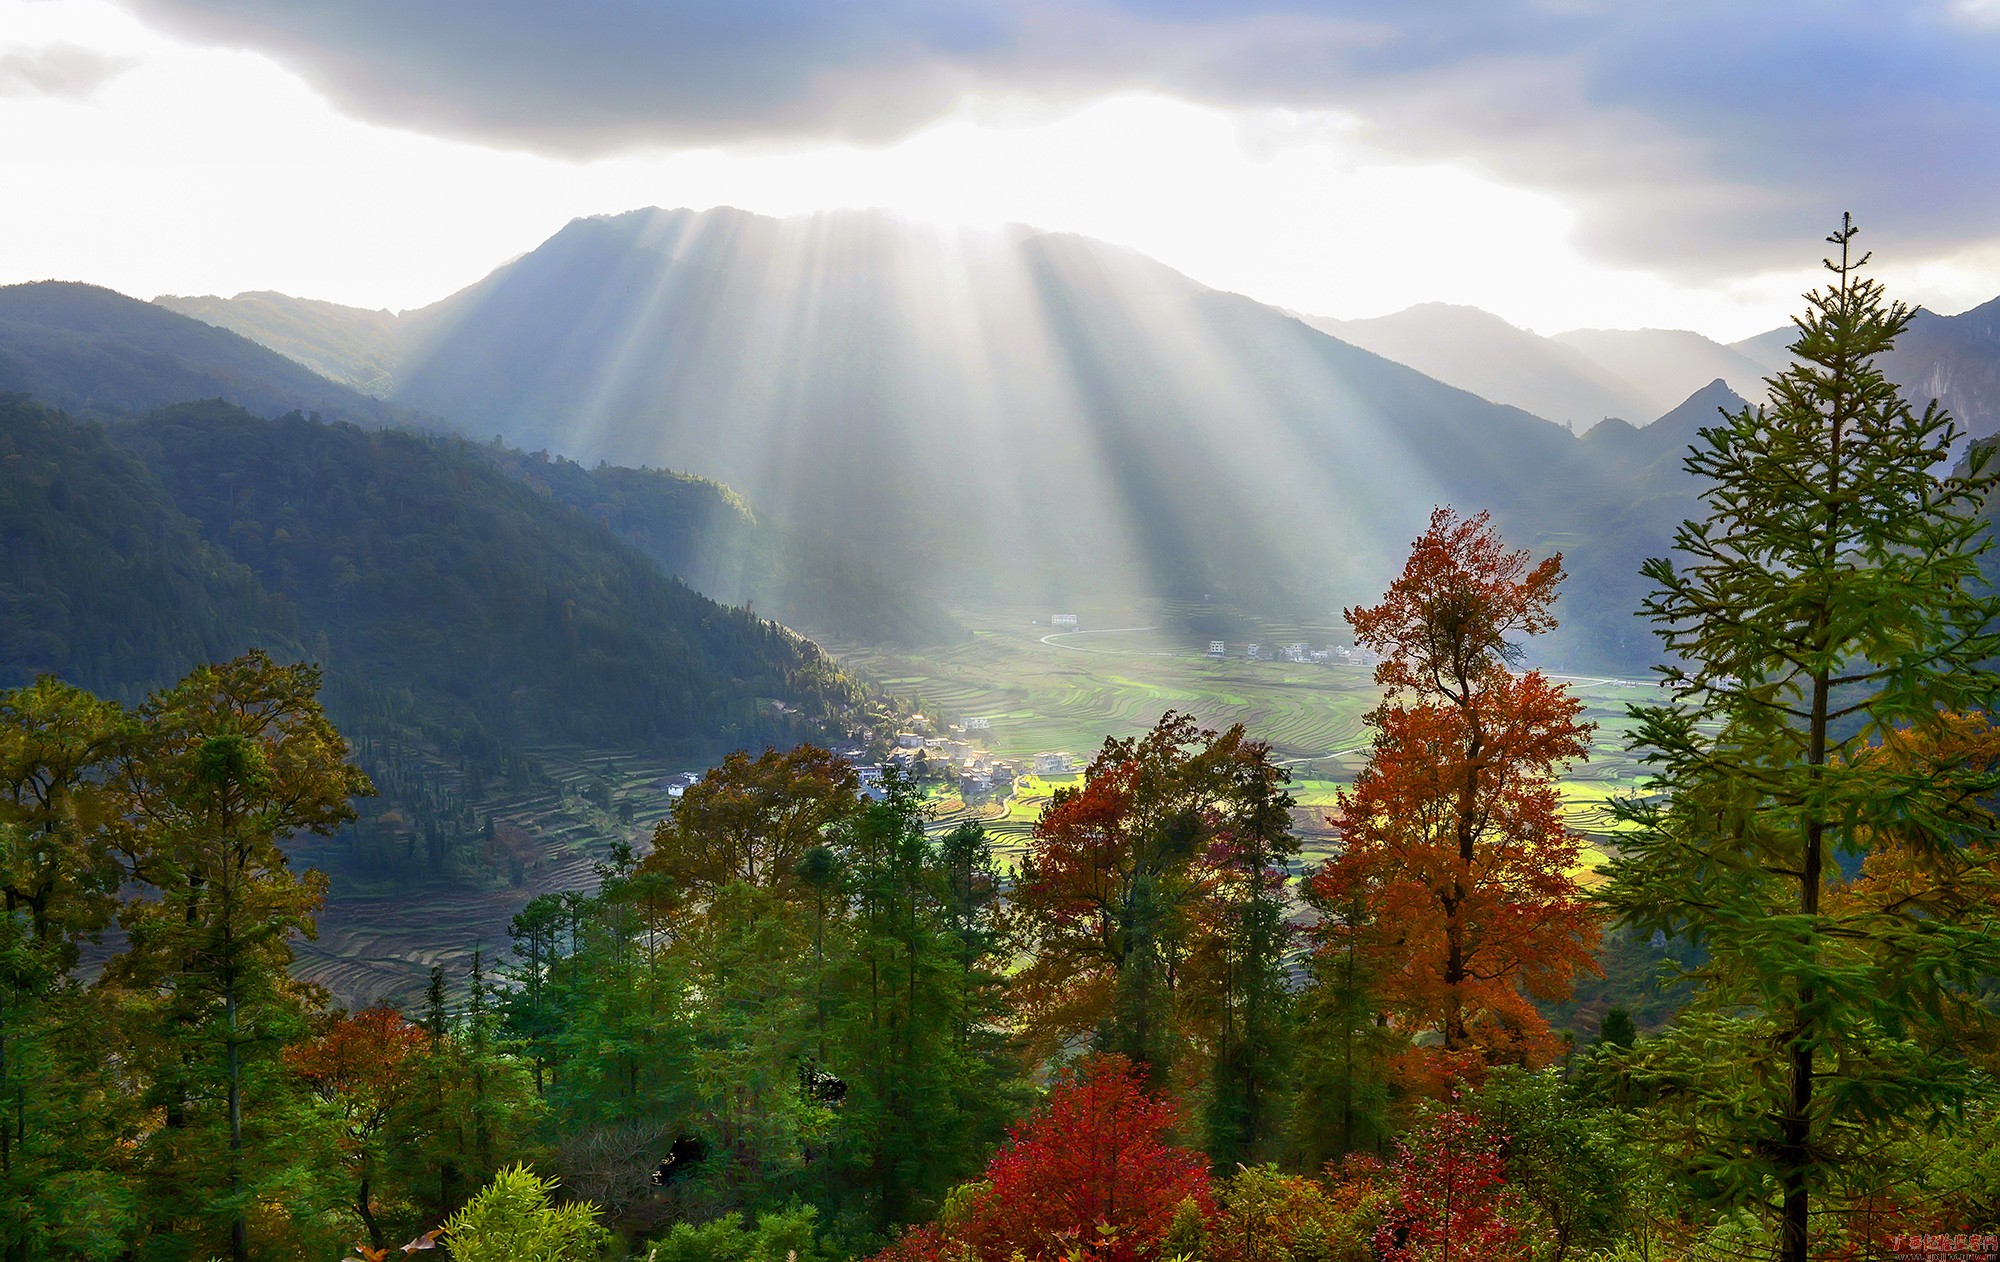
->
(0, 395, 868, 902)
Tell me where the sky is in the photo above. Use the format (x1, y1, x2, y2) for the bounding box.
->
(4, 0, 1999, 341)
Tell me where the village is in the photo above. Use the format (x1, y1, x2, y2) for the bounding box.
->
(646, 613, 1378, 816)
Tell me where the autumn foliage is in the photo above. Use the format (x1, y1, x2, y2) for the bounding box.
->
(875, 1054, 1212, 1262)
(1009, 712, 1296, 1119)
(289, 1005, 433, 1248)
(1373, 1105, 1529, 1262)
(1311, 508, 1599, 1084)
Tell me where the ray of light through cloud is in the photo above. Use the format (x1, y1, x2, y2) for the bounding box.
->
(6, 0, 1983, 343)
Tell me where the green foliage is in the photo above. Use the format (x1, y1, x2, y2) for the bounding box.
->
(0, 655, 397, 1261)
(442, 1164, 609, 1262)
(646, 1203, 831, 1262)
(499, 754, 1020, 1241)
(1288, 923, 1396, 1166)
(1474, 1070, 1632, 1260)
(1203, 1165, 1376, 1262)
(1598, 218, 2000, 1259)
(109, 653, 371, 1262)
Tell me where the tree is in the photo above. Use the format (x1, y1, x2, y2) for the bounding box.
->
(1183, 742, 1298, 1168)
(1310, 508, 1597, 1087)
(826, 770, 1017, 1230)
(1372, 1104, 1529, 1262)
(640, 745, 862, 913)
(1012, 712, 1297, 1105)
(0, 679, 133, 1260)
(1292, 871, 1397, 1165)
(878, 1054, 1212, 1262)
(1474, 1069, 1630, 1261)
(288, 1005, 431, 1250)
(630, 746, 864, 1211)
(1200, 1164, 1378, 1262)
(1598, 217, 2000, 1262)
(109, 652, 372, 1262)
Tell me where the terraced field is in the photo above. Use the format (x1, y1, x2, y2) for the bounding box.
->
(290, 745, 702, 1007)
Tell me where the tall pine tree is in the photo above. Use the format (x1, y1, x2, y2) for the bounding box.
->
(1600, 217, 2000, 1262)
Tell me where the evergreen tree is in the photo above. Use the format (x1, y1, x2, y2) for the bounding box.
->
(827, 772, 1015, 1230)
(1292, 878, 1396, 1165)
(1599, 217, 2000, 1262)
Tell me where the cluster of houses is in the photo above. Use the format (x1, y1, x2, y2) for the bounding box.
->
(1206, 640, 1372, 665)
(653, 713, 1089, 820)
(846, 720, 1083, 801)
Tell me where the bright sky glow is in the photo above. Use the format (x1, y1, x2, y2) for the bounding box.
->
(1, 0, 1993, 342)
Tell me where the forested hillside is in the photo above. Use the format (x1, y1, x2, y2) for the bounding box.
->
(0, 393, 281, 694)
(0, 281, 410, 427)
(121, 401, 859, 754)
(0, 396, 870, 901)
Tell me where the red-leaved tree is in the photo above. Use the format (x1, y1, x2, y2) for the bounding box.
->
(874, 1054, 1212, 1262)
(1374, 1105, 1528, 1262)
(1310, 508, 1600, 1086)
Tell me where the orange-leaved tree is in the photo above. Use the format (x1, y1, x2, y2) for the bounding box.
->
(288, 1005, 432, 1249)
(1310, 508, 1599, 1086)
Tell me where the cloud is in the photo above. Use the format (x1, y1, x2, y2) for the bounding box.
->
(0, 41, 137, 99)
(110, 0, 2000, 279)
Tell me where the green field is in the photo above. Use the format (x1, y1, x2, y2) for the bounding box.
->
(830, 599, 1658, 866)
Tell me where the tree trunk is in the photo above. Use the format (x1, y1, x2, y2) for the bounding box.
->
(357, 1166, 383, 1249)
(227, 980, 247, 1262)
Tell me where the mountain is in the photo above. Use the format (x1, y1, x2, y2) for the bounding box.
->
(1, 396, 865, 888)
(368, 207, 1579, 619)
(1304, 303, 1654, 432)
(121, 278, 961, 648)
(1879, 296, 2000, 445)
(158, 208, 2000, 671)
(1730, 326, 1797, 377)
(479, 446, 965, 647)
(1552, 327, 1774, 419)
(0, 281, 408, 427)
(154, 290, 401, 395)
(1513, 380, 1747, 668)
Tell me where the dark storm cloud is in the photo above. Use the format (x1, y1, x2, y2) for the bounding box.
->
(0, 42, 137, 99)
(115, 0, 2000, 276)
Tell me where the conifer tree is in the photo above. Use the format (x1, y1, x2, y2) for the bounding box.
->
(1599, 217, 2000, 1262)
